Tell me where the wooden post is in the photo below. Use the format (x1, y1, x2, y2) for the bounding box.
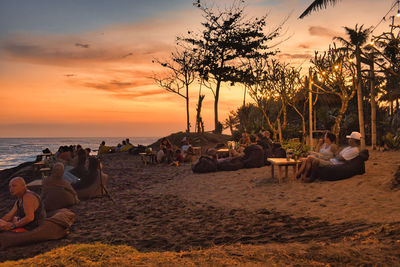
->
(309, 68, 313, 149)
(370, 54, 377, 150)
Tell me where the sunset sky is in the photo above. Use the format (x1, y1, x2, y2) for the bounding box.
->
(0, 0, 397, 137)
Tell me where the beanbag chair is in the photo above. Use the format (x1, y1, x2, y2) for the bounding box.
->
(76, 173, 109, 200)
(192, 156, 218, 173)
(0, 208, 75, 249)
(242, 144, 265, 168)
(312, 149, 369, 181)
(270, 143, 286, 158)
(217, 156, 244, 171)
(42, 188, 79, 211)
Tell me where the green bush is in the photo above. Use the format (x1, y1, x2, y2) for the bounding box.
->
(281, 140, 310, 157)
(383, 133, 400, 150)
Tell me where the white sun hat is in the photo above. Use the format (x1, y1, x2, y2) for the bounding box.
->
(346, 131, 361, 140)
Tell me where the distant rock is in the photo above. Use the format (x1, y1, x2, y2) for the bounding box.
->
(0, 161, 36, 192)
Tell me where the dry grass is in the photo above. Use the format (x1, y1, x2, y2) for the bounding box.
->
(1, 240, 399, 267)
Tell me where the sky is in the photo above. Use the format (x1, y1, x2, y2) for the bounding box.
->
(0, 0, 398, 138)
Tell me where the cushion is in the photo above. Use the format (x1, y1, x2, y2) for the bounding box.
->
(192, 156, 218, 173)
(313, 149, 369, 181)
(76, 173, 109, 200)
(42, 188, 79, 212)
(0, 208, 75, 249)
(242, 144, 265, 168)
(217, 156, 244, 171)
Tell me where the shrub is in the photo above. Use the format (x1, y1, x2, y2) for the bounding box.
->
(281, 140, 310, 157)
(383, 133, 400, 150)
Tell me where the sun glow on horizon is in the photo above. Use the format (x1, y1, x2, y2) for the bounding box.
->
(0, 0, 394, 137)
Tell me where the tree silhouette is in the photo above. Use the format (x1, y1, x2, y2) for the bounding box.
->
(335, 24, 371, 149)
(153, 49, 197, 133)
(299, 0, 341, 19)
(182, 0, 281, 132)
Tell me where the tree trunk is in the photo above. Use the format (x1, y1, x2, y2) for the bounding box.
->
(277, 118, 283, 144)
(332, 98, 350, 145)
(186, 84, 190, 133)
(243, 86, 246, 107)
(196, 95, 205, 133)
(356, 47, 366, 149)
(214, 79, 221, 132)
(370, 59, 377, 150)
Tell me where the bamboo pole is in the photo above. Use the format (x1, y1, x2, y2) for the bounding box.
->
(309, 68, 313, 149)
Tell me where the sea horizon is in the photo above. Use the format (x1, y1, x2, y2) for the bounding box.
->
(0, 136, 160, 171)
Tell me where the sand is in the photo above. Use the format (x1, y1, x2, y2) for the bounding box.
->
(0, 149, 399, 263)
(149, 149, 400, 224)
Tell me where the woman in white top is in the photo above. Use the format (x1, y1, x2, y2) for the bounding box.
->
(296, 132, 338, 179)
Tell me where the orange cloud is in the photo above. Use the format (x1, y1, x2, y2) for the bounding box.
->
(278, 53, 312, 60)
(308, 26, 342, 39)
(83, 80, 148, 92)
(111, 89, 166, 99)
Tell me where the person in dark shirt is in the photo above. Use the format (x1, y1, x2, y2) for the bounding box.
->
(70, 148, 89, 179)
(0, 177, 45, 232)
(72, 157, 100, 190)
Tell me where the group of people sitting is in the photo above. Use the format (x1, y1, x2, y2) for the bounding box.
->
(192, 130, 286, 173)
(97, 138, 134, 155)
(157, 137, 196, 165)
(192, 129, 365, 181)
(296, 131, 363, 182)
(0, 146, 108, 235)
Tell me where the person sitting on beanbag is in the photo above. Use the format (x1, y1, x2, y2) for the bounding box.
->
(41, 163, 80, 211)
(0, 177, 46, 232)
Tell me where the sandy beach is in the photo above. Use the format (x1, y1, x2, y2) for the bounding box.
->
(0, 149, 399, 264)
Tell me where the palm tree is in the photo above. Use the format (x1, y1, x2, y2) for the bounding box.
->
(335, 24, 371, 149)
(299, 0, 341, 19)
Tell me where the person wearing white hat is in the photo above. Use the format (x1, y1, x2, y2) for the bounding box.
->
(329, 131, 361, 165)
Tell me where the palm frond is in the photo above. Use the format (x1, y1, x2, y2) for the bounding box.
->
(299, 0, 341, 19)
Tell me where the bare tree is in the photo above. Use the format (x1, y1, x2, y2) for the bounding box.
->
(153, 49, 196, 133)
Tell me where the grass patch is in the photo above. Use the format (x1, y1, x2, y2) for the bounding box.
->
(3, 241, 394, 266)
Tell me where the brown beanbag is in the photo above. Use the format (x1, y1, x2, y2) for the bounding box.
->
(0, 208, 75, 249)
(76, 173, 109, 200)
(42, 188, 79, 212)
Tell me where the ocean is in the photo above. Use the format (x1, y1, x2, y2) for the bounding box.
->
(0, 137, 159, 171)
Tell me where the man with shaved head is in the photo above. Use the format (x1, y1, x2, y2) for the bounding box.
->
(0, 177, 46, 232)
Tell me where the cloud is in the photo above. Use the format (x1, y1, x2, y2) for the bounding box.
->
(83, 79, 151, 92)
(308, 26, 341, 38)
(122, 52, 133, 58)
(297, 43, 310, 49)
(111, 89, 166, 99)
(64, 73, 76, 77)
(75, 43, 90, 48)
(278, 53, 312, 60)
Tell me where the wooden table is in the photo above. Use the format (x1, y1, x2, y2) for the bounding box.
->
(216, 148, 229, 159)
(139, 152, 157, 165)
(267, 158, 301, 183)
(33, 161, 46, 173)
